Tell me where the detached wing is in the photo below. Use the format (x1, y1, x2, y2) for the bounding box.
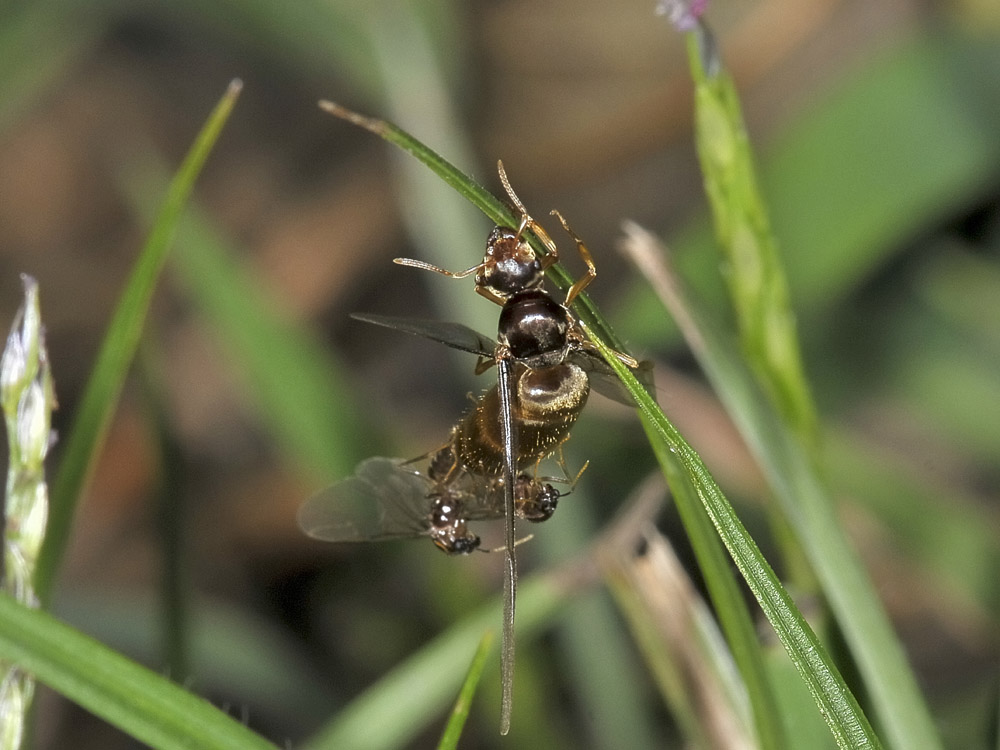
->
(351, 313, 495, 358)
(298, 457, 432, 543)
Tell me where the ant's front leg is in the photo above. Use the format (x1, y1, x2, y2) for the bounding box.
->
(550, 209, 596, 307)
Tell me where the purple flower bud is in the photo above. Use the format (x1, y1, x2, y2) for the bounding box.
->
(655, 0, 708, 32)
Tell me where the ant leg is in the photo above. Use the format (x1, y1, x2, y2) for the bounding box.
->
(524, 216, 561, 272)
(474, 285, 507, 306)
(550, 209, 596, 306)
(474, 356, 497, 376)
(552, 442, 589, 488)
(573, 333, 641, 370)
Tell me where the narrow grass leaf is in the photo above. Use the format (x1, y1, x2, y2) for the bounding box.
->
(302, 574, 572, 750)
(620, 224, 940, 748)
(649, 442, 787, 750)
(581, 318, 883, 750)
(436, 630, 494, 750)
(0, 593, 278, 750)
(37, 80, 242, 603)
(167, 202, 373, 480)
(316, 103, 625, 351)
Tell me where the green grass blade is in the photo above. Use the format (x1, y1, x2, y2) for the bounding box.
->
(651, 444, 787, 749)
(166, 203, 375, 480)
(322, 102, 789, 746)
(580, 319, 883, 750)
(302, 573, 572, 750)
(436, 630, 494, 750)
(0, 592, 278, 750)
(317, 102, 625, 351)
(36, 80, 242, 603)
(620, 223, 942, 748)
(686, 29, 818, 451)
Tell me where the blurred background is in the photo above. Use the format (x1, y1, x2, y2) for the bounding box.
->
(1, 0, 998, 747)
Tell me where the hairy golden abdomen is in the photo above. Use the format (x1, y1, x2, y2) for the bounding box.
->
(452, 363, 589, 476)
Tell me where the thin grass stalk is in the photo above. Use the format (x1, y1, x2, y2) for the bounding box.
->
(36, 79, 242, 602)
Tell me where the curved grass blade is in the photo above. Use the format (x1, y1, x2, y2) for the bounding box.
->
(166, 201, 374, 481)
(36, 80, 242, 603)
(317, 102, 624, 350)
(0, 593, 278, 750)
(436, 630, 495, 750)
(322, 101, 784, 745)
(621, 222, 941, 749)
(580, 319, 883, 750)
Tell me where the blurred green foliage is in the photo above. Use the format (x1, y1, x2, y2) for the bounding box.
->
(0, 2, 997, 749)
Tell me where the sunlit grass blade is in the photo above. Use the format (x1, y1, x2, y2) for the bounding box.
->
(0, 593, 278, 750)
(622, 220, 945, 748)
(36, 80, 242, 603)
(436, 630, 494, 750)
(581, 316, 882, 749)
(362, 5, 489, 333)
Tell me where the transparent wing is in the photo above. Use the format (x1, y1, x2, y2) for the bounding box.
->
(496, 356, 519, 735)
(351, 313, 496, 358)
(572, 352, 656, 406)
(298, 457, 432, 543)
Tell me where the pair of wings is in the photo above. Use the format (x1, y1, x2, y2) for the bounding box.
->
(298, 456, 510, 543)
(350, 312, 648, 406)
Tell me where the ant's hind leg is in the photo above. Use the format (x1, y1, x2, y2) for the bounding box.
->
(553, 443, 589, 488)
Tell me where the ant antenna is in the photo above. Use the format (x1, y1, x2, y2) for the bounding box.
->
(497, 160, 532, 240)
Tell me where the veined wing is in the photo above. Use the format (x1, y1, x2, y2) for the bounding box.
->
(352, 311, 655, 406)
(298, 457, 433, 543)
(496, 355, 518, 735)
(350, 313, 495, 358)
(567, 348, 655, 406)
